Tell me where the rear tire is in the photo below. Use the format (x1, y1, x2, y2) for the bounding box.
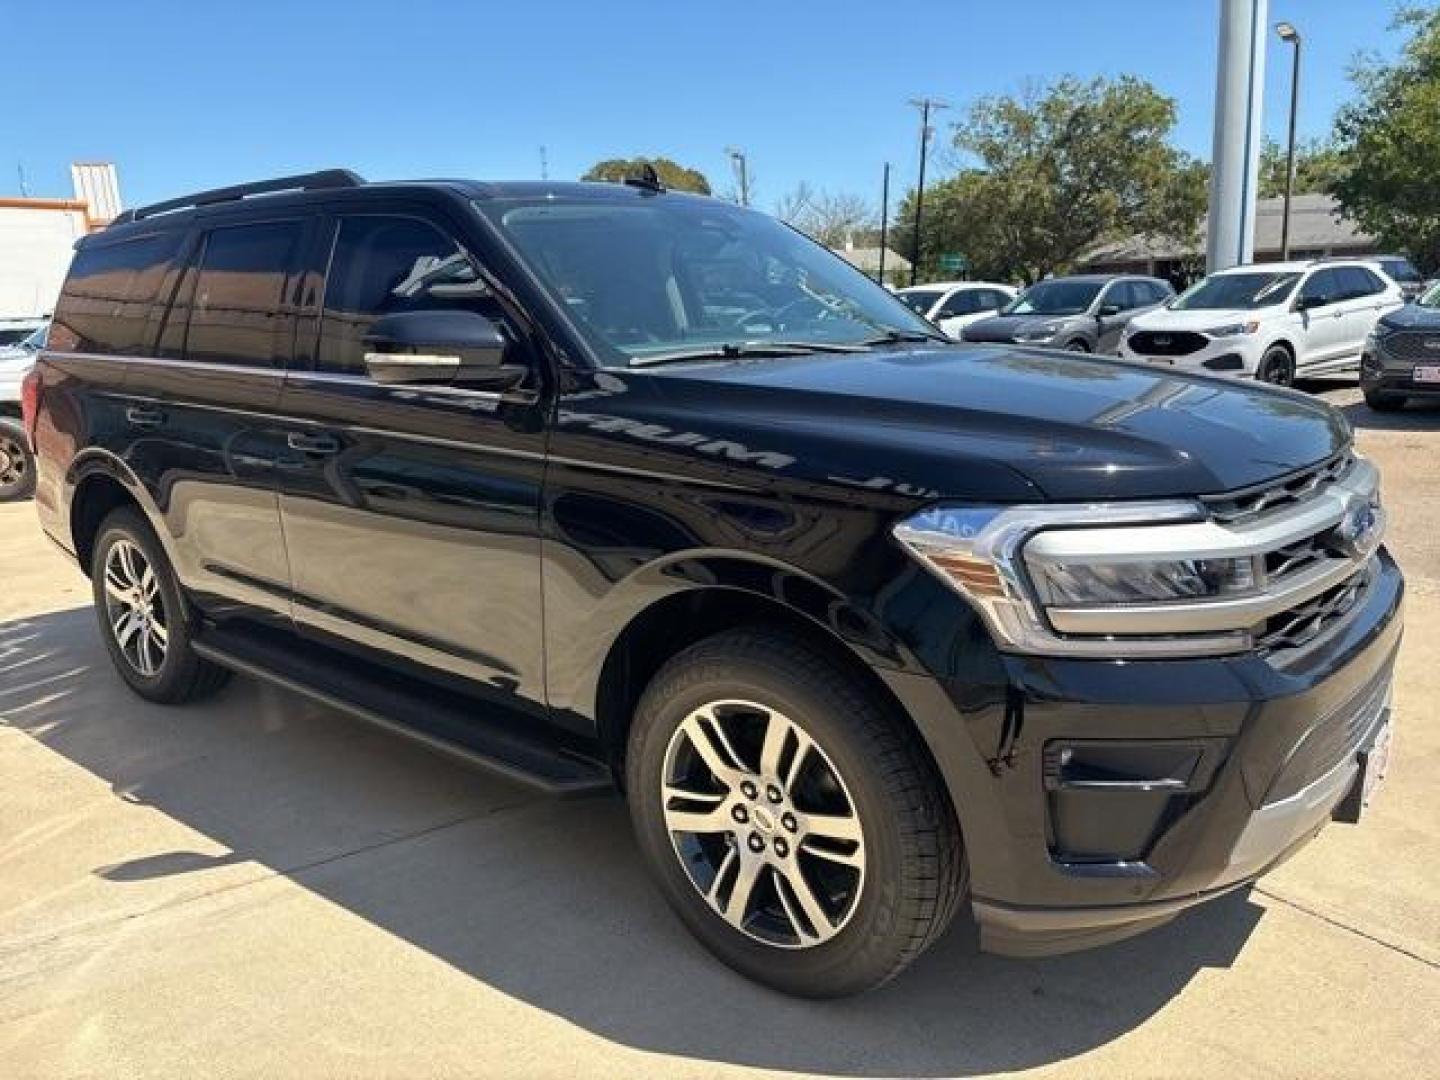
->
(626, 627, 964, 998)
(1257, 346, 1295, 387)
(1363, 388, 1406, 412)
(91, 507, 230, 704)
(0, 417, 35, 501)
(1064, 340, 1090, 352)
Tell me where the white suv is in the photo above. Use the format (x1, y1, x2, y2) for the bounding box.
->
(1118, 260, 1404, 385)
(895, 281, 1017, 340)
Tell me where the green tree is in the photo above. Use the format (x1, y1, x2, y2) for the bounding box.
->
(891, 76, 1206, 284)
(581, 156, 712, 194)
(1258, 136, 1349, 198)
(1330, 6, 1440, 271)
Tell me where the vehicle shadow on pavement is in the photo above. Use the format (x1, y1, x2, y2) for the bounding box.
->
(1, 607, 1264, 1077)
(1339, 397, 1440, 433)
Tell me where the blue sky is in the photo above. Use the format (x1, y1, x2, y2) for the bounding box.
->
(3, 0, 1411, 213)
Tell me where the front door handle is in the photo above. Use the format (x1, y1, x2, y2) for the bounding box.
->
(286, 432, 340, 456)
(125, 405, 165, 428)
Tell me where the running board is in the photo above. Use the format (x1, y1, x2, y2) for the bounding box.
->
(192, 625, 612, 797)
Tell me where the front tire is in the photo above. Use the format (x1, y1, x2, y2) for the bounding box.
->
(626, 628, 964, 997)
(0, 417, 35, 501)
(1257, 346, 1295, 387)
(91, 507, 230, 704)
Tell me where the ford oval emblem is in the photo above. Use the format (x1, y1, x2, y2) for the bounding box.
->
(1333, 500, 1382, 558)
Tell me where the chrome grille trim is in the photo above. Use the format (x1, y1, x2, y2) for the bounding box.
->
(1201, 451, 1355, 525)
(1025, 455, 1383, 650)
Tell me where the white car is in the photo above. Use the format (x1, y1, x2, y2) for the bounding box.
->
(0, 322, 44, 500)
(895, 281, 1017, 340)
(1118, 260, 1404, 385)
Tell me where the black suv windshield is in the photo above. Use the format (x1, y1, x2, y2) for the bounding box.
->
(1171, 271, 1301, 310)
(1003, 280, 1102, 316)
(474, 193, 939, 366)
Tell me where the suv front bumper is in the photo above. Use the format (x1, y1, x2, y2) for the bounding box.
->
(1117, 332, 1268, 376)
(882, 547, 1403, 957)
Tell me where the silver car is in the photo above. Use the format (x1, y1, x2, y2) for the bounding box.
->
(961, 274, 1174, 354)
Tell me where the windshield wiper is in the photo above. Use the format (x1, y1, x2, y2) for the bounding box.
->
(859, 329, 949, 346)
(628, 340, 870, 367)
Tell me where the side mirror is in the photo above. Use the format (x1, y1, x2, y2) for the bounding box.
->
(362, 310, 523, 388)
(1098, 302, 1122, 318)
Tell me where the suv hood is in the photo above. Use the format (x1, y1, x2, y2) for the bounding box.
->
(1377, 303, 1440, 331)
(1130, 306, 1279, 331)
(962, 313, 1084, 341)
(631, 344, 1348, 502)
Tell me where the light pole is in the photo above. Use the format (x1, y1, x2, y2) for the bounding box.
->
(1276, 21, 1302, 260)
(878, 162, 891, 286)
(726, 147, 750, 207)
(907, 97, 948, 285)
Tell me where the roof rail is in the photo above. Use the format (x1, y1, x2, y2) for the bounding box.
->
(111, 168, 364, 225)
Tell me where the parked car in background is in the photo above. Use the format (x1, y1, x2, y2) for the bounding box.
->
(1374, 255, 1424, 301)
(0, 321, 44, 500)
(26, 170, 1402, 998)
(961, 274, 1173, 353)
(1119, 259, 1404, 386)
(1361, 278, 1440, 410)
(0, 316, 48, 347)
(895, 282, 1018, 339)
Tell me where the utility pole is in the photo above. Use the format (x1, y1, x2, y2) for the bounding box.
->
(726, 147, 750, 206)
(908, 97, 948, 286)
(878, 162, 891, 286)
(1276, 21, 1303, 260)
(539, 145, 549, 181)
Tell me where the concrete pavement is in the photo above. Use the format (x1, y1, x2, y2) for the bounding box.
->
(1, 384, 1437, 1079)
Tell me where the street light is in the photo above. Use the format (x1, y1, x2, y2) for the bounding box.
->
(1275, 21, 1302, 260)
(907, 97, 949, 286)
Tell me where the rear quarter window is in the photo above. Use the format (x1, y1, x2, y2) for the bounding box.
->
(49, 232, 182, 355)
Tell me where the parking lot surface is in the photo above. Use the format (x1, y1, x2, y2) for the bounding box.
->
(1, 384, 1437, 1079)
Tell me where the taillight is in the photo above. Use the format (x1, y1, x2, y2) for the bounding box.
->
(20, 367, 41, 448)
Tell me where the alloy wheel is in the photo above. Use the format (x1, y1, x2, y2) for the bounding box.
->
(0, 432, 26, 489)
(102, 539, 169, 677)
(661, 699, 866, 949)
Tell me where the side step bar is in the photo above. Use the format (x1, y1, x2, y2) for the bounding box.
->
(192, 626, 613, 798)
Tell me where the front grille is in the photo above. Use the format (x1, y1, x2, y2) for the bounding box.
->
(1264, 665, 1390, 804)
(1255, 565, 1372, 653)
(1378, 330, 1440, 362)
(1128, 330, 1208, 357)
(1203, 451, 1355, 525)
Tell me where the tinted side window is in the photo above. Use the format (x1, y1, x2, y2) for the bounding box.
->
(984, 289, 1011, 310)
(1299, 269, 1343, 306)
(49, 232, 181, 355)
(178, 221, 303, 366)
(1342, 267, 1385, 298)
(1144, 281, 1171, 304)
(317, 216, 484, 374)
(939, 290, 981, 317)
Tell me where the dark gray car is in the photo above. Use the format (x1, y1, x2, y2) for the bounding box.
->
(961, 274, 1174, 354)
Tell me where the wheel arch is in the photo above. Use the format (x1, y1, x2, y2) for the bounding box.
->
(66, 450, 165, 576)
(590, 580, 932, 789)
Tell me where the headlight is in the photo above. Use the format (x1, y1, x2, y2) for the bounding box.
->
(1014, 321, 1062, 341)
(1027, 555, 1258, 605)
(1203, 320, 1260, 337)
(891, 460, 1383, 659)
(892, 501, 1209, 657)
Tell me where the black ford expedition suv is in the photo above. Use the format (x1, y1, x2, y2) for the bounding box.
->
(24, 170, 1402, 997)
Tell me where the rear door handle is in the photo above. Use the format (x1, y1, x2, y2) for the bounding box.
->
(286, 432, 340, 456)
(125, 405, 165, 428)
